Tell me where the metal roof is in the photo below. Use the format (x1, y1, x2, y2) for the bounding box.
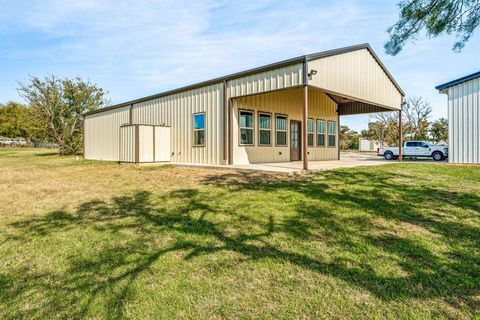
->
(435, 71, 480, 92)
(84, 43, 404, 116)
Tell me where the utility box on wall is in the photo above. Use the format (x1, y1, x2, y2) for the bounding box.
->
(119, 124, 171, 163)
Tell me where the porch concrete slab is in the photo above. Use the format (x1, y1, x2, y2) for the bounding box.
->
(232, 152, 390, 174)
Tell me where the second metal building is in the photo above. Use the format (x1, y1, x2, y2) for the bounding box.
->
(83, 43, 404, 169)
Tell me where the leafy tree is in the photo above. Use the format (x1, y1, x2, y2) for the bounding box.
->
(18, 76, 108, 155)
(403, 96, 432, 140)
(386, 0, 480, 55)
(0, 102, 31, 139)
(340, 125, 360, 150)
(367, 96, 432, 145)
(430, 117, 448, 142)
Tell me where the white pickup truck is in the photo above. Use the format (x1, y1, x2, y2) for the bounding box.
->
(378, 141, 448, 161)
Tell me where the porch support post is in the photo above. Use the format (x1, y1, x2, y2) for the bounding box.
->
(398, 108, 403, 162)
(302, 85, 308, 170)
(337, 113, 340, 160)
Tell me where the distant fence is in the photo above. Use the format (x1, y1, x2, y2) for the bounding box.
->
(0, 139, 58, 149)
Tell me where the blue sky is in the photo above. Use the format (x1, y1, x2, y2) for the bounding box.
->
(1, 0, 479, 131)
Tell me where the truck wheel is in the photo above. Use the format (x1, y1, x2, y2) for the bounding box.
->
(432, 151, 444, 161)
(384, 151, 394, 160)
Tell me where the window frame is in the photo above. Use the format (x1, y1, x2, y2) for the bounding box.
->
(258, 112, 272, 147)
(316, 119, 326, 147)
(327, 120, 336, 148)
(193, 112, 206, 147)
(307, 118, 315, 147)
(275, 113, 288, 147)
(238, 109, 255, 146)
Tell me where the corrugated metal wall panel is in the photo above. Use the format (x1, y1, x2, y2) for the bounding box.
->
(308, 48, 402, 110)
(228, 63, 303, 98)
(232, 87, 338, 164)
(154, 126, 171, 161)
(139, 125, 154, 162)
(132, 83, 224, 165)
(448, 77, 480, 163)
(84, 106, 130, 161)
(119, 125, 136, 163)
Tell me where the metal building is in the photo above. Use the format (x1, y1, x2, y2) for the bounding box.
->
(436, 71, 480, 164)
(83, 43, 405, 169)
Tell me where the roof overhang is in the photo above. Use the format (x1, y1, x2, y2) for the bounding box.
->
(436, 71, 480, 93)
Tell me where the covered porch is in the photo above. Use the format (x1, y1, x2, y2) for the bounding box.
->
(224, 44, 405, 170)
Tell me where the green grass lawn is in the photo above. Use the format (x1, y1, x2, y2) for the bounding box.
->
(0, 148, 479, 319)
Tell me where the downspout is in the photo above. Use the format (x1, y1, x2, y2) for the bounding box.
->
(302, 58, 309, 170)
(223, 80, 228, 165)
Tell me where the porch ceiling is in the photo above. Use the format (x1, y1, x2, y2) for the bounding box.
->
(325, 92, 396, 115)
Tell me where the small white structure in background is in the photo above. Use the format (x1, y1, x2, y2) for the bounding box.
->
(436, 71, 480, 164)
(359, 138, 383, 152)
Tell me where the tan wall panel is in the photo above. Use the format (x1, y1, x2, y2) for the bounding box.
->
(84, 106, 130, 161)
(138, 125, 154, 162)
(308, 49, 402, 110)
(228, 63, 303, 98)
(232, 87, 338, 164)
(119, 125, 136, 162)
(132, 83, 224, 165)
(154, 126, 171, 162)
(448, 77, 480, 163)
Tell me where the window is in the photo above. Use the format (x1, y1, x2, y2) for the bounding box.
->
(406, 141, 418, 147)
(276, 115, 287, 146)
(328, 121, 336, 147)
(239, 110, 254, 145)
(307, 119, 314, 146)
(258, 113, 271, 146)
(193, 113, 205, 146)
(317, 120, 325, 147)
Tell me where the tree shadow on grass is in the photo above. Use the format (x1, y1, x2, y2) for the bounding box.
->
(2, 169, 480, 318)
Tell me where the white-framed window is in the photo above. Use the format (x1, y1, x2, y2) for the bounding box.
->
(193, 113, 206, 146)
(328, 121, 336, 147)
(276, 115, 288, 146)
(258, 112, 272, 146)
(239, 110, 254, 145)
(317, 119, 326, 147)
(307, 118, 314, 147)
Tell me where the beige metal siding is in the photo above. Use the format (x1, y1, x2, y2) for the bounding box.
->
(138, 126, 154, 162)
(228, 63, 303, 98)
(448, 77, 480, 163)
(308, 48, 402, 110)
(232, 87, 338, 164)
(154, 126, 171, 162)
(119, 125, 136, 162)
(84, 106, 130, 161)
(132, 83, 224, 165)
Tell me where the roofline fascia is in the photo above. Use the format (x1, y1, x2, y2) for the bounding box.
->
(435, 70, 480, 92)
(84, 43, 404, 117)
